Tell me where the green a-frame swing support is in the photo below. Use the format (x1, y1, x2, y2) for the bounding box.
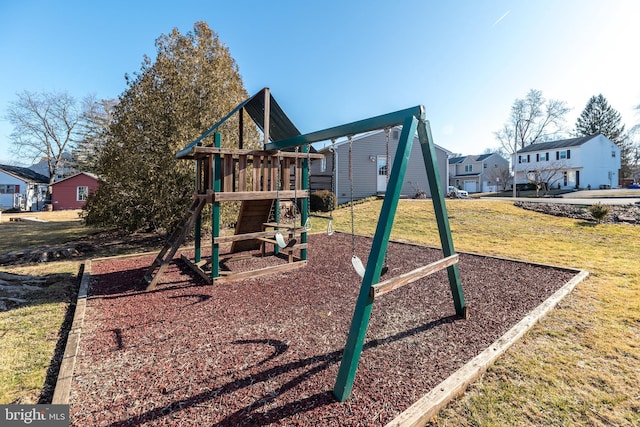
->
(265, 104, 468, 402)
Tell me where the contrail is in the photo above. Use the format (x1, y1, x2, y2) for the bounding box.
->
(492, 10, 510, 26)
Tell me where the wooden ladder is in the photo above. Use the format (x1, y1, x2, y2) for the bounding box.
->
(144, 197, 207, 290)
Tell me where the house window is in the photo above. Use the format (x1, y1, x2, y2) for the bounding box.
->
(77, 186, 89, 201)
(612, 151, 616, 158)
(320, 157, 327, 173)
(483, 163, 487, 169)
(392, 129, 399, 139)
(519, 155, 530, 164)
(0, 184, 19, 194)
(558, 149, 571, 160)
(464, 164, 473, 172)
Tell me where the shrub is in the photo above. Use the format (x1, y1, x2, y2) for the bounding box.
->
(588, 202, 610, 223)
(310, 190, 336, 212)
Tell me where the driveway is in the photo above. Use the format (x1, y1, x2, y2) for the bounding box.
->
(481, 189, 640, 206)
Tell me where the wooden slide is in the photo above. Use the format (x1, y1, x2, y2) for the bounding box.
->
(230, 199, 275, 252)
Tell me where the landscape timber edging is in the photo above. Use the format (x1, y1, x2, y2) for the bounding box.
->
(52, 260, 91, 404)
(386, 268, 589, 427)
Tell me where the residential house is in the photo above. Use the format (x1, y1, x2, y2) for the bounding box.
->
(309, 126, 451, 204)
(0, 164, 49, 211)
(50, 172, 99, 210)
(513, 134, 621, 190)
(448, 153, 510, 193)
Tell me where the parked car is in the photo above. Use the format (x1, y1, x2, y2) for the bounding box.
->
(629, 183, 640, 189)
(447, 186, 469, 198)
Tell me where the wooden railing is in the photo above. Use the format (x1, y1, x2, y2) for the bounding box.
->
(191, 148, 324, 201)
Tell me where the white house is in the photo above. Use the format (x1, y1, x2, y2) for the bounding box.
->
(448, 153, 510, 193)
(513, 134, 621, 190)
(309, 126, 451, 204)
(0, 165, 49, 211)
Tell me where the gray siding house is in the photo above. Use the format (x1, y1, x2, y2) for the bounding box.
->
(449, 153, 510, 193)
(309, 127, 451, 204)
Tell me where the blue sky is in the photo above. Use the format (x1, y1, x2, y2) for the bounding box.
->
(1, 0, 639, 164)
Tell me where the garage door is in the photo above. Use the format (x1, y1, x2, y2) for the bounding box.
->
(464, 181, 477, 193)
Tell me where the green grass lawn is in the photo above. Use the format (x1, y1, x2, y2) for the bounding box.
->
(1, 201, 639, 425)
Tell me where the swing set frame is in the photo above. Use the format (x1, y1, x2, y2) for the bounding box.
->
(266, 104, 468, 401)
(152, 87, 466, 403)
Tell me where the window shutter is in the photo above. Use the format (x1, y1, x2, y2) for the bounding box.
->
(567, 149, 571, 159)
(527, 154, 530, 163)
(518, 156, 522, 164)
(536, 154, 539, 162)
(556, 151, 560, 160)
(15, 185, 20, 193)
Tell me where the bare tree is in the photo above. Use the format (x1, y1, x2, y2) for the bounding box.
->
(523, 160, 567, 197)
(495, 89, 570, 197)
(6, 91, 81, 192)
(487, 164, 511, 191)
(74, 95, 117, 173)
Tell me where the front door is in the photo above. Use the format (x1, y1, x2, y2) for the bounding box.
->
(377, 156, 388, 193)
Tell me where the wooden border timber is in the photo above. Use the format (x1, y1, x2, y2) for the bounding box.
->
(52, 261, 91, 404)
(386, 269, 589, 427)
(371, 254, 459, 299)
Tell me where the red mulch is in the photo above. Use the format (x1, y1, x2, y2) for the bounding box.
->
(69, 233, 577, 426)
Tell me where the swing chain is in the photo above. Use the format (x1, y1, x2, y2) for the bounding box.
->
(304, 143, 312, 231)
(385, 127, 391, 185)
(349, 135, 356, 257)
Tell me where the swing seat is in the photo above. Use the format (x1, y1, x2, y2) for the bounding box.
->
(351, 255, 366, 278)
(274, 232, 296, 249)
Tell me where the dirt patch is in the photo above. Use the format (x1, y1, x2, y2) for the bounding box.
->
(515, 201, 640, 224)
(0, 230, 167, 266)
(70, 233, 578, 426)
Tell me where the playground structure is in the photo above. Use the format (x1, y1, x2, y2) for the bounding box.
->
(143, 87, 467, 402)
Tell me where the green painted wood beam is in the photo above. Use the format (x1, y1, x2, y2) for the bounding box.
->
(301, 144, 309, 260)
(417, 121, 467, 317)
(212, 132, 221, 279)
(265, 106, 425, 150)
(194, 146, 202, 263)
(333, 115, 419, 402)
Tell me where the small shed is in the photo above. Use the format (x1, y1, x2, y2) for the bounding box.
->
(50, 172, 99, 210)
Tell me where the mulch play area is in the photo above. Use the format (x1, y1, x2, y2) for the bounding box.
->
(68, 232, 582, 426)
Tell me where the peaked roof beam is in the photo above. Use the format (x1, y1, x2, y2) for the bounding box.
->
(265, 105, 425, 151)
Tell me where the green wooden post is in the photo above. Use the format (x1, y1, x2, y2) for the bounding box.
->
(333, 115, 419, 402)
(212, 132, 221, 280)
(417, 120, 467, 317)
(194, 146, 202, 263)
(301, 145, 309, 260)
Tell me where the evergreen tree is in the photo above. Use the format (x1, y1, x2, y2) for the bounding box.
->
(84, 21, 259, 231)
(575, 94, 631, 177)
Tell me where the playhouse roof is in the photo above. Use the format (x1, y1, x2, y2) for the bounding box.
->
(176, 88, 301, 159)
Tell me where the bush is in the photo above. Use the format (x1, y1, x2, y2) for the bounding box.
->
(310, 190, 336, 212)
(588, 202, 610, 223)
